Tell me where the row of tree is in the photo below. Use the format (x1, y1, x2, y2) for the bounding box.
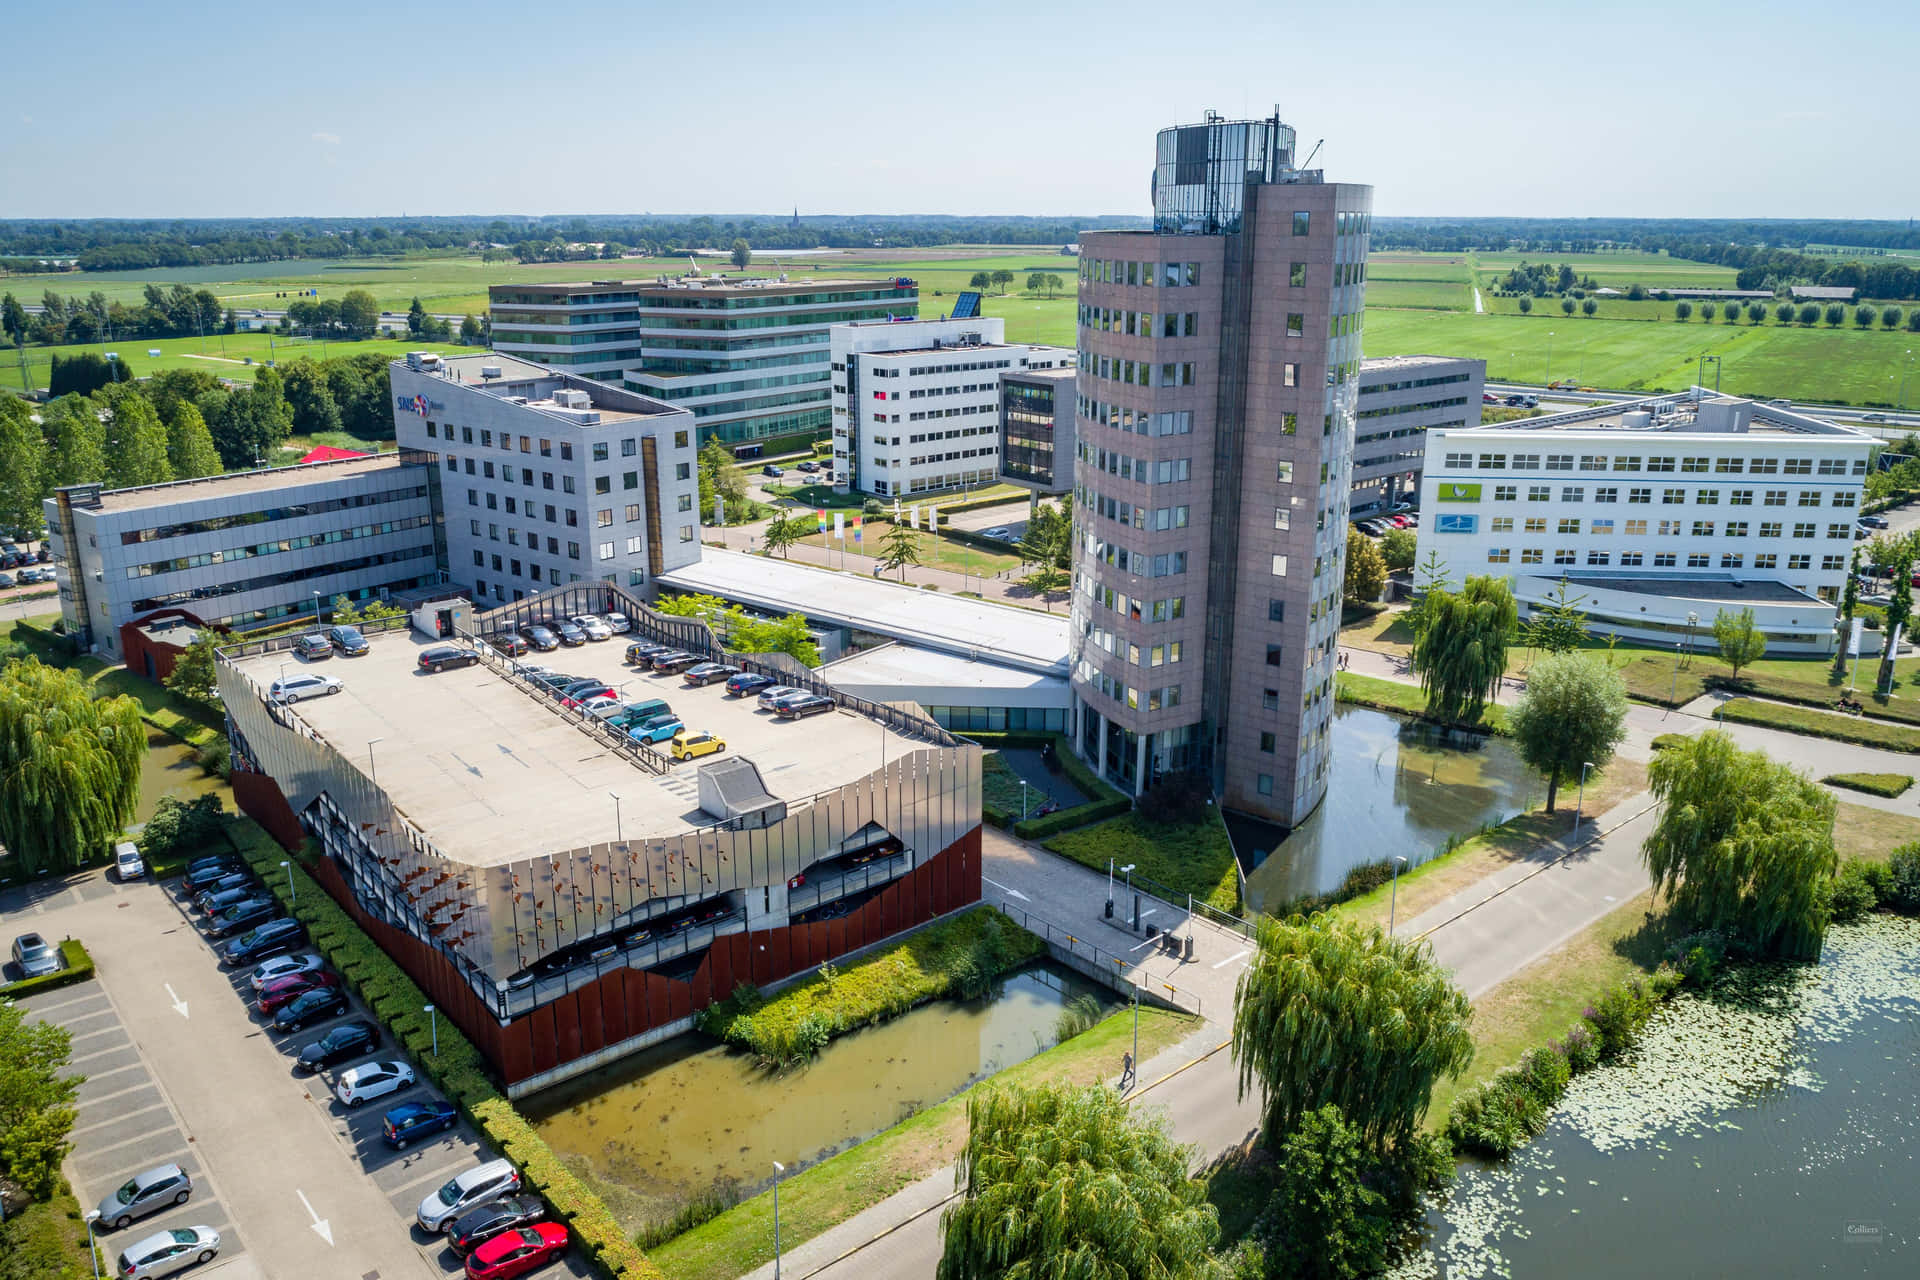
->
(1647, 239, 1920, 302)
(1369, 217, 1920, 256)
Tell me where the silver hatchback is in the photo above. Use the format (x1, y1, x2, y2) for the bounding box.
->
(116, 1225, 221, 1278)
(97, 1162, 193, 1230)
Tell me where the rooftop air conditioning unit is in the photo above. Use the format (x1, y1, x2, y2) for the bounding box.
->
(480, 365, 502, 380)
(553, 389, 591, 409)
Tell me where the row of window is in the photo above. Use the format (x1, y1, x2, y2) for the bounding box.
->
(129, 546, 435, 615)
(1080, 580, 1186, 624)
(1078, 351, 1199, 388)
(1358, 372, 1472, 396)
(1467, 483, 1858, 508)
(1076, 307, 1203, 338)
(116, 483, 429, 546)
(1086, 538, 1188, 578)
(1441, 450, 1864, 476)
(1076, 662, 1185, 713)
(1483, 516, 1856, 539)
(1076, 444, 1193, 485)
(859, 358, 1015, 378)
(1082, 624, 1187, 667)
(871, 467, 998, 495)
(1486, 548, 1844, 571)
(1079, 259, 1200, 287)
(127, 516, 433, 579)
(1357, 396, 1468, 421)
(1083, 489, 1191, 531)
(1077, 398, 1194, 438)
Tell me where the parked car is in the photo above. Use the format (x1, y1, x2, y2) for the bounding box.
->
(0, 572, 15, 589)
(726, 671, 775, 697)
(577, 694, 621, 715)
(114, 1225, 221, 1278)
(523, 625, 560, 651)
(602, 611, 633, 634)
(383, 1098, 460, 1149)
(273, 984, 349, 1032)
(222, 918, 306, 966)
(418, 1159, 523, 1233)
(489, 632, 530, 657)
(326, 625, 370, 656)
(604, 699, 673, 731)
(529, 672, 587, 695)
(115, 841, 145, 881)
(762, 464, 784, 478)
(682, 662, 738, 687)
(269, 673, 343, 703)
(669, 730, 726, 761)
(465, 1223, 570, 1279)
(982, 526, 1015, 541)
(555, 621, 587, 647)
(181, 857, 243, 891)
(756, 685, 803, 709)
(296, 1019, 380, 1073)
(249, 952, 325, 993)
(449, 1194, 550, 1256)
(774, 693, 836, 720)
(334, 1059, 415, 1108)
(1862, 412, 1889, 422)
(570, 614, 612, 641)
(1482, 391, 1501, 404)
(196, 882, 264, 915)
(420, 644, 480, 673)
(650, 650, 701, 673)
(625, 642, 670, 665)
(12, 932, 60, 978)
(256, 970, 343, 1016)
(293, 634, 333, 660)
(206, 898, 277, 938)
(1860, 515, 1890, 530)
(96, 1164, 192, 1230)
(796, 460, 819, 473)
(560, 683, 616, 710)
(627, 713, 685, 745)
(190, 871, 254, 903)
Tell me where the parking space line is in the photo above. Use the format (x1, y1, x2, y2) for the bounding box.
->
(23, 991, 109, 1017)
(73, 1103, 171, 1139)
(76, 1061, 145, 1089)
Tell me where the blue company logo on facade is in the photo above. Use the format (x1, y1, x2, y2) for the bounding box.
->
(1434, 513, 1479, 534)
(396, 393, 445, 417)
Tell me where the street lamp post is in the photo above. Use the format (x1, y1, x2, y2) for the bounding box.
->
(423, 1004, 438, 1056)
(772, 1160, 787, 1280)
(1121, 863, 1137, 932)
(312, 589, 322, 629)
(1387, 855, 1409, 935)
(1106, 858, 1115, 918)
(609, 792, 623, 844)
(1020, 778, 1030, 820)
(1575, 761, 1595, 834)
(280, 859, 295, 906)
(84, 1211, 101, 1280)
(367, 737, 383, 786)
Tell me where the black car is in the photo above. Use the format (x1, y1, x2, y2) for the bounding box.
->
(650, 650, 700, 673)
(295, 1019, 380, 1072)
(419, 645, 480, 673)
(774, 693, 836, 720)
(489, 632, 530, 657)
(530, 672, 587, 695)
(182, 858, 243, 892)
(273, 985, 348, 1032)
(683, 663, 739, 687)
(726, 672, 775, 697)
(555, 621, 587, 646)
(625, 642, 670, 665)
(382, 1099, 459, 1149)
(522, 625, 559, 651)
(196, 882, 262, 915)
(207, 898, 278, 938)
(448, 1194, 549, 1256)
(326, 625, 370, 656)
(190, 870, 253, 902)
(222, 918, 306, 966)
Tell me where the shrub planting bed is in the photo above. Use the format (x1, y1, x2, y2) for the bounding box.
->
(1714, 698, 1920, 752)
(1043, 809, 1239, 913)
(0, 939, 94, 1000)
(1822, 771, 1914, 797)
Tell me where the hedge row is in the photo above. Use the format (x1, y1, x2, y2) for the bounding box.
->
(1823, 771, 1915, 797)
(225, 819, 663, 1280)
(0, 939, 95, 1000)
(957, 731, 1136, 839)
(1714, 697, 1920, 753)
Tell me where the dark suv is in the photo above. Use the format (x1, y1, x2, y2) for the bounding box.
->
(419, 645, 479, 673)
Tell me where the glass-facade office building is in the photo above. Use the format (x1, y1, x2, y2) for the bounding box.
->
(1071, 110, 1372, 826)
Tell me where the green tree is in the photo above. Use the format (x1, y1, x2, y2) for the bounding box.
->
(1344, 527, 1386, 603)
(1234, 913, 1473, 1151)
(1712, 605, 1767, 682)
(163, 634, 221, 707)
(1824, 302, 1845, 327)
(139, 794, 225, 864)
(165, 401, 223, 479)
(1043, 273, 1064, 299)
(1700, 301, 1717, 322)
(1674, 300, 1692, 322)
(0, 396, 48, 535)
(968, 271, 991, 292)
(1521, 576, 1589, 655)
(731, 612, 821, 666)
(0, 292, 25, 346)
(937, 1083, 1217, 1280)
(1854, 304, 1876, 329)
(990, 269, 1015, 295)
(1260, 1106, 1395, 1280)
(1026, 272, 1046, 295)
(698, 438, 747, 521)
(337, 289, 379, 337)
(1909, 309, 1920, 333)
(1643, 731, 1838, 958)
(0, 1000, 82, 1200)
(459, 314, 483, 345)
(281, 361, 343, 437)
(407, 296, 428, 336)
(876, 520, 923, 581)
(0, 659, 144, 876)
(1880, 546, 1914, 694)
(761, 511, 802, 558)
(1582, 297, 1598, 317)
(1378, 526, 1418, 572)
(1883, 306, 1904, 330)
(102, 392, 172, 489)
(1405, 550, 1454, 645)
(42, 394, 107, 487)
(1505, 652, 1628, 812)
(1747, 301, 1767, 323)
(1799, 302, 1821, 325)
(1517, 295, 1532, 314)
(730, 239, 751, 271)
(1776, 301, 1797, 324)
(1412, 574, 1516, 726)
(1561, 297, 1575, 316)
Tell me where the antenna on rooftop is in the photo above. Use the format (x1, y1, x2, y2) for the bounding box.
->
(1299, 138, 1324, 170)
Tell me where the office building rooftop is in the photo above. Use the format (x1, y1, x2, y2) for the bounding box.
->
(1445, 390, 1874, 440)
(77, 451, 415, 514)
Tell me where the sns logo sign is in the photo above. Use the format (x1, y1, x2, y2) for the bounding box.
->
(395, 393, 445, 417)
(1436, 482, 1482, 502)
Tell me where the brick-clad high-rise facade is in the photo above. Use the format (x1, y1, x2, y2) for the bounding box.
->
(1070, 110, 1372, 825)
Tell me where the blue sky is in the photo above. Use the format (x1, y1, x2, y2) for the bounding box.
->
(3, 0, 1913, 220)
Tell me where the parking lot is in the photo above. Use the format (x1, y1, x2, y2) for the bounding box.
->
(4, 860, 591, 1280)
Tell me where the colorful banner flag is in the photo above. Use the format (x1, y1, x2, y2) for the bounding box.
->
(852, 515, 862, 543)
(816, 508, 827, 533)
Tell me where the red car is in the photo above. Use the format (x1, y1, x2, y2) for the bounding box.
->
(465, 1222, 568, 1279)
(256, 970, 344, 1016)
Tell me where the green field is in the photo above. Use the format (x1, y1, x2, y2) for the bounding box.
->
(1, 331, 452, 389)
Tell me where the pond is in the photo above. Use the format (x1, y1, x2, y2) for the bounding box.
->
(523, 960, 1118, 1231)
(1400, 915, 1920, 1278)
(134, 727, 226, 823)
(1242, 705, 1538, 909)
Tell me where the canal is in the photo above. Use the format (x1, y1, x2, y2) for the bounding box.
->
(1243, 705, 1537, 909)
(135, 726, 226, 822)
(523, 959, 1119, 1231)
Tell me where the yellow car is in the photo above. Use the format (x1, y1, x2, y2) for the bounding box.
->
(670, 731, 725, 761)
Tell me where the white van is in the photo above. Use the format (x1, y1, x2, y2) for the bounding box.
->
(115, 841, 144, 881)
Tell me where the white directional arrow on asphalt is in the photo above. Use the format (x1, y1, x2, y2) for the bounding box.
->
(297, 1189, 333, 1246)
(982, 877, 1030, 902)
(163, 984, 188, 1019)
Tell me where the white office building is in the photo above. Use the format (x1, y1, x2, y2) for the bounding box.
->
(1417, 390, 1874, 653)
(389, 352, 702, 606)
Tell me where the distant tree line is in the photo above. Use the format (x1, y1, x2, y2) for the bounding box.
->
(1370, 217, 1920, 255)
(1642, 239, 1920, 301)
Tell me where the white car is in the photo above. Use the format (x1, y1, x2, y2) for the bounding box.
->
(268, 673, 342, 702)
(982, 526, 1016, 541)
(603, 611, 633, 634)
(571, 614, 613, 641)
(115, 841, 145, 881)
(115, 1226, 221, 1279)
(417, 1158, 522, 1232)
(248, 952, 325, 993)
(333, 1059, 415, 1108)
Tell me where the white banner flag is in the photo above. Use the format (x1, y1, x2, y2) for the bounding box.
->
(713, 495, 724, 526)
(927, 506, 939, 533)
(909, 505, 920, 530)
(1849, 616, 1864, 657)
(833, 511, 845, 539)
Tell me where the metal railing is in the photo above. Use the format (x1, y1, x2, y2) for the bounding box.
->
(788, 851, 912, 915)
(493, 907, 748, 1020)
(461, 626, 671, 776)
(994, 901, 1203, 1017)
(1115, 866, 1257, 942)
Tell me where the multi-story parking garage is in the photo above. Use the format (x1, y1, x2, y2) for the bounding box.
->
(218, 581, 981, 1094)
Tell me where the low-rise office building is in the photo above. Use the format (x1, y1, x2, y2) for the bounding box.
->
(1351, 355, 1486, 513)
(388, 351, 702, 605)
(46, 455, 440, 661)
(1000, 365, 1078, 494)
(219, 580, 981, 1094)
(1416, 390, 1874, 652)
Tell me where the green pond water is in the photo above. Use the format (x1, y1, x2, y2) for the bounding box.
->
(135, 727, 225, 822)
(1401, 914, 1920, 1278)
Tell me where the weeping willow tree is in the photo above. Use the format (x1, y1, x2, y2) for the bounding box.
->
(1233, 913, 1474, 1154)
(0, 658, 145, 875)
(1412, 574, 1518, 727)
(1643, 730, 1837, 959)
(938, 1083, 1218, 1280)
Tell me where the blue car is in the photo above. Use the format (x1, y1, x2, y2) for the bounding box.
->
(382, 1099, 459, 1149)
(627, 713, 685, 745)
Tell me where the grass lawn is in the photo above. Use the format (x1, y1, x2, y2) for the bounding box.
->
(1365, 279, 1472, 311)
(793, 528, 1024, 577)
(1334, 669, 1507, 733)
(3, 330, 453, 388)
(1822, 771, 1914, 797)
(1043, 809, 1239, 913)
(1833, 799, 1920, 861)
(651, 1004, 1198, 1280)
(1714, 697, 1920, 752)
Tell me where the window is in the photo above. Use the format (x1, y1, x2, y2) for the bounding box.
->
(1760, 522, 1783, 537)
(1259, 732, 1276, 754)
(595, 508, 612, 528)
(1794, 522, 1816, 538)
(1832, 491, 1857, 508)
(1491, 516, 1514, 533)
(591, 442, 608, 462)
(1784, 458, 1812, 475)
(1290, 262, 1306, 287)
(1595, 486, 1618, 503)
(1562, 486, 1585, 503)
(1271, 555, 1288, 576)
(1749, 457, 1777, 474)
(1822, 554, 1847, 570)
(1663, 488, 1686, 504)
(1817, 458, 1847, 476)
(1681, 456, 1709, 474)
(1789, 554, 1811, 569)
(1753, 553, 1778, 569)
(1263, 688, 1279, 710)
(1621, 552, 1644, 566)
(1725, 521, 1749, 537)
(1524, 516, 1547, 534)
(677, 494, 692, 512)
(1654, 552, 1677, 567)
(594, 475, 611, 495)
(675, 462, 692, 481)
(1722, 554, 1744, 568)
(1827, 523, 1852, 539)
(1625, 519, 1648, 535)
(1558, 517, 1580, 534)
(1286, 313, 1304, 338)
(1587, 550, 1610, 565)
(1764, 489, 1788, 506)
(1528, 485, 1551, 501)
(1613, 456, 1642, 472)
(1696, 489, 1719, 505)
(1647, 456, 1676, 473)
(1268, 600, 1285, 622)
(1546, 454, 1574, 471)
(1629, 487, 1651, 503)
(562, 477, 576, 494)
(1554, 548, 1576, 564)
(1715, 457, 1745, 473)
(1487, 547, 1511, 563)
(679, 525, 695, 543)
(1513, 454, 1541, 470)
(1292, 211, 1311, 236)
(1691, 521, 1714, 537)
(597, 542, 615, 560)
(1797, 490, 1821, 507)
(1444, 452, 1472, 468)
(1277, 461, 1294, 484)
(1521, 548, 1544, 564)
(625, 503, 642, 521)
(1273, 508, 1290, 530)
(1580, 455, 1608, 471)
(566, 541, 581, 560)
(1687, 553, 1710, 568)
(1284, 363, 1299, 388)
(1265, 644, 1284, 667)
(1730, 489, 1754, 505)
(1494, 485, 1517, 501)
(623, 471, 638, 490)
(1479, 453, 1506, 470)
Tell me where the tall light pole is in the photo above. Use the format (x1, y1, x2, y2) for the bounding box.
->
(313, 589, 323, 629)
(1020, 778, 1030, 820)
(1575, 761, 1594, 834)
(84, 1210, 102, 1280)
(1121, 863, 1137, 932)
(1387, 855, 1409, 935)
(423, 1004, 439, 1056)
(367, 737, 383, 786)
(280, 859, 295, 906)
(610, 791, 623, 844)
(772, 1160, 787, 1280)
